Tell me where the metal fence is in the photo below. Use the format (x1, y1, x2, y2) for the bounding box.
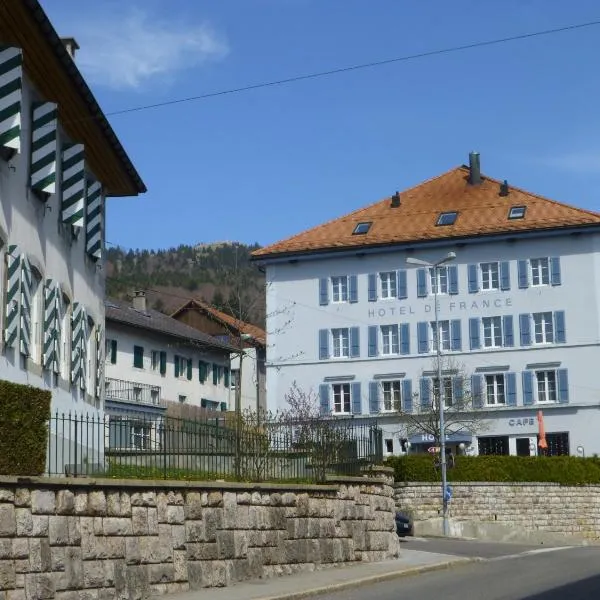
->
(47, 412, 384, 482)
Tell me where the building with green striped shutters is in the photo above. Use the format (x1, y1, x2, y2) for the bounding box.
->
(252, 153, 600, 459)
(0, 2, 145, 471)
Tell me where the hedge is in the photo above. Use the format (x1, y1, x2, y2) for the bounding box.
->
(387, 454, 600, 486)
(0, 380, 51, 475)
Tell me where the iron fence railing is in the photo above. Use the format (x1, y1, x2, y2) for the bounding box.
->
(105, 378, 164, 407)
(47, 412, 384, 482)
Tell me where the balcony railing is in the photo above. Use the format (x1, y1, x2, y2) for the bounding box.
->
(105, 377, 164, 407)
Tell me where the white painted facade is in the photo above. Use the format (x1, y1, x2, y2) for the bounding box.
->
(229, 346, 266, 415)
(262, 230, 600, 457)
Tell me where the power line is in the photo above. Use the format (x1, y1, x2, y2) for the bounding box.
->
(104, 19, 600, 118)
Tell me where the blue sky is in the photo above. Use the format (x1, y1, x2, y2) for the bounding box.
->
(43, 0, 600, 250)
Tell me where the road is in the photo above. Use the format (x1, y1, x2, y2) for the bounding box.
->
(317, 538, 600, 600)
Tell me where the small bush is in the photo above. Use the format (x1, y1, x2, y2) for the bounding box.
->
(387, 454, 600, 486)
(0, 380, 51, 475)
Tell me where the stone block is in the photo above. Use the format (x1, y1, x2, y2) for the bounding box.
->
(14, 559, 28, 574)
(103, 518, 132, 537)
(173, 550, 187, 582)
(15, 509, 32, 537)
(203, 508, 222, 542)
(217, 530, 235, 559)
(14, 489, 30, 508)
(51, 547, 65, 572)
(171, 525, 185, 550)
(0, 490, 13, 503)
(184, 493, 202, 520)
(207, 492, 223, 507)
(0, 505, 15, 537)
(6, 589, 26, 600)
(56, 491, 75, 515)
(281, 493, 296, 507)
(55, 548, 83, 591)
(25, 573, 54, 599)
(185, 520, 205, 543)
(0, 539, 11, 559)
(28, 538, 51, 573)
(125, 537, 141, 565)
(0, 561, 16, 589)
(156, 493, 168, 523)
(82, 561, 105, 589)
(166, 505, 184, 525)
(186, 543, 218, 561)
(237, 492, 252, 505)
(12, 539, 28, 559)
(131, 492, 156, 507)
(167, 491, 184, 505)
(88, 492, 107, 516)
(103, 537, 126, 560)
(119, 493, 132, 518)
(31, 491, 55, 516)
(49, 516, 69, 546)
(234, 531, 248, 558)
(149, 563, 174, 584)
(269, 507, 287, 530)
(125, 565, 150, 600)
(73, 493, 88, 515)
(106, 492, 121, 517)
(131, 508, 148, 536)
(147, 508, 158, 536)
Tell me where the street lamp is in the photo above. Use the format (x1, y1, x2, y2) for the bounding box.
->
(406, 251, 456, 536)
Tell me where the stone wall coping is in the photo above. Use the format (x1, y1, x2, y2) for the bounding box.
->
(394, 481, 600, 488)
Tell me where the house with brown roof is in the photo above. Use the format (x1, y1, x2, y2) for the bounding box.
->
(171, 299, 267, 415)
(252, 152, 600, 458)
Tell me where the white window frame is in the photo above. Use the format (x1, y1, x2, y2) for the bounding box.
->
(331, 276, 349, 303)
(331, 328, 350, 358)
(150, 389, 159, 405)
(536, 370, 557, 403)
(533, 312, 554, 344)
(60, 296, 71, 381)
(482, 316, 503, 348)
(332, 383, 351, 414)
(433, 376, 454, 408)
(177, 355, 190, 380)
(480, 262, 500, 291)
(429, 265, 448, 295)
(530, 258, 550, 287)
(379, 271, 397, 299)
(86, 318, 95, 394)
(381, 380, 401, 412)
(485, 374, 506, 406)
(231, 369, 239, 389)
(131, 421, 151, 450)
(29, 269, 43, 364)
(150, 350, 160, 371)
(430, 320, 450, 352)
(380, 324, 399, 355)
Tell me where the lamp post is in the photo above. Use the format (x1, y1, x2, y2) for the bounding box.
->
(406, 251, 456, 536)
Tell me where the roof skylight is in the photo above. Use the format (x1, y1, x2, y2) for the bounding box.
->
(436, 212, 458, 226)
(508, 206, 526, 220)
(353, 222, 372, 235)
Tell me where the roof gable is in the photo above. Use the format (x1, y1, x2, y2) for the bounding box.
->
(252, 165, 600, 259)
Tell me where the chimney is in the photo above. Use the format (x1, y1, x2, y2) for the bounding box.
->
(60, 37, 80, 60)
(391, 191, 401, 208)
(132, 291, 147, 312)
(499, 179, 510, 197)
(468, 151, 481, 185)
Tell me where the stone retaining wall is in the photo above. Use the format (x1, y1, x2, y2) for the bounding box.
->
(0, 472, 398, 599)
(396, 482, 600, 539)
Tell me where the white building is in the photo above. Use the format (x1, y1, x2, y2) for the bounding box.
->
(0, 6, 144, 421)
(253, 153, 600, 458)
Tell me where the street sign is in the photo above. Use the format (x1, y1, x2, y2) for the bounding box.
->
(427, 446, 440, 454)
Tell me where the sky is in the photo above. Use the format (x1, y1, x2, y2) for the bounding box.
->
(42, 0, 600, 251)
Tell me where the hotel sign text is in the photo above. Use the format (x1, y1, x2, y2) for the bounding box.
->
(368, 298, 513, 318)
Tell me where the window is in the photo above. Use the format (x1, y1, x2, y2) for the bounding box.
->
(536, 370, 557, 403)
(331, 276, 348, 303)
(430, 320, 450, 352)
(485, 374, 506, 405)
(230, 369, 239, 389)
(482, 316, 503, 348)
(381, 325, 399, 355)
(131, 422, 151, 450)
(480, 262, 499, 291)
(543, 432, 569, 456)
(212, 364, 221, 385)
(437, 211, 458, 226)
(432, 377, 454, 408)
(151, 350, 160, 371)
(105, 338, 117, 364)
(353, 222, 372, 235)
(332, 328, 350, 358)
(133, 386, 142, 403)
(380, 272, 397, 299)
(530, 258, 550, 286)
(178, 395, 186, 403)
(533, 312, 554, 344)
(133, 345, 144, 369)
(86, 319, 95, 394)
(29, 269, 43, 363)
(508, 205, 526, 220)
(381, 380, 401, 412)
(429, 266, 448, 295)
(150, 389, 159, 405)
(478, 436, 509, 455)
(332, 383, 351, 414)
(384, 439, 394, 454)
(60, 296, 71, 380)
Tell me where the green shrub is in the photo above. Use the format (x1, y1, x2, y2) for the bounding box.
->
(386, 454, 600, 486)
(0, 380, 51, 475)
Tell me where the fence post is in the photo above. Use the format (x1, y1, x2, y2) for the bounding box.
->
(73, 416, 78, 478)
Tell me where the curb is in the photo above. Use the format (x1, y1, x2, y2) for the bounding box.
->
(250, 557, 479, 600)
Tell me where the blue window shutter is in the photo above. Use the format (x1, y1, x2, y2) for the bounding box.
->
(349, 275, 358, 303)
(519, 314, 531, 346)
(174, 355, 179, 377)
(550, 257, 562, 286)
(450, 319, 462, 351)
(468, 264, 479, 293)
(417, 322, 429, 354)
(319, 278, 329, 306)
(502, 315, 514, 347)
(469, 318, 480, 350)
(554, 311, 566, 343)
(506, 373, 517, 406)
(399, 323, 410, 355)
(397, 270, 408, 299)
(419, 378, 431, 410)
(402, 379, 413, 413)
(351, 382, 362, 415)
(518, 260, 529, 289)
(557, 369, 569, 404)
(369, 381, 379, 414)
(471, 374, 483, 408)
(448, 265, 458, 295)
(319, 384, 330, 415)
(500, 261, 511, 291)
(186, 358, 192, 380)
(368, 325, 378, 357)
(319, 329, 329, 360)
(453, 376, 464, 404)
(416, 268, 427, 298)
(522, 371, 534, 405)
(368, 274, 377, 302)
(350, 327, 360, 357)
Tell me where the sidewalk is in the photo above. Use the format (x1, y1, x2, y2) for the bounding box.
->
(166, 549, 476, 600)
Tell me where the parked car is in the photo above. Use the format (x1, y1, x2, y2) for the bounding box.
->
(395, 511, 413, 537)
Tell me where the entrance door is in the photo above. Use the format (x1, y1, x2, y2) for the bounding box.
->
(516, 437, 531, 456)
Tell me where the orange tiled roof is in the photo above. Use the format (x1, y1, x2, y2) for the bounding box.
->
(252, 165, 600, 258)
(171, 299, 266, 346)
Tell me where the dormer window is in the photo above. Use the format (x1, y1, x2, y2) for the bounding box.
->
(508, 206, 526, 220)
(353, 222, 372, 235)
(436, 212, 458, 226)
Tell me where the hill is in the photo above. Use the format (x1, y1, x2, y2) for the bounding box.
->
(105, 242, 265, 326)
